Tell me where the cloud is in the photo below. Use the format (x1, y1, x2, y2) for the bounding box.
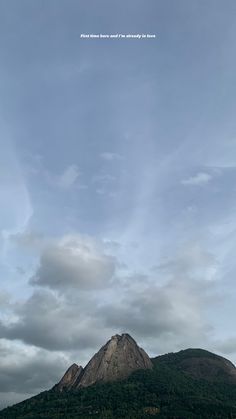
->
(8, 235, 218, 355)
(0, 236, 222, 390)
(100, 152, 123, 161)
(0, 291, 11, 309)
(23, 156, 82, 190)
(215, 338, 236, 355)
(0, 232, 118, 351)
(56, 164, 80, 188)
(92, 173, 116, 195)
(0, 289, 110, 351)
(92, 173, 116, 184)
(181, 172, 212, 186)
(100, 277, 212, 354)
(30, 234, 116, 290)
(0, 140, 33, 252)
(41, 164, 81, 189)
(0, 269, 212, 354)
(1, 237, 215, 353)
(2, 230, 221, 376)
(156, 243, 217, 282)
(0, 339, 69, 407)
(98, 243, 218, 354)
(13, 231, 45, 251)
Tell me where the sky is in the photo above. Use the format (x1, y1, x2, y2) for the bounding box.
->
(1, 0, 236, 408)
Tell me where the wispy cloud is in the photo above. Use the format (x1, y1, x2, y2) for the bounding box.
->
(56, 165, 80, 189)
(23, 156, 83, 191)
(100, 152, 123, 161)
(92, 173, 116, 183)
(181, 172, 212, 186)
(0, 140, 33, 259)
(92, 172, 116, 196)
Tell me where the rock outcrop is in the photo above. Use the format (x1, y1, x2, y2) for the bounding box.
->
(54, 364, 83, 391)
(55, 333, 153, 390)
(76, 333, 153, 388)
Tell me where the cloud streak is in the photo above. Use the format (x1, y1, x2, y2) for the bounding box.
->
(181, 172, 212, 186)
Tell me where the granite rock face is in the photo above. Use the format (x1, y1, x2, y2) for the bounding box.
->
(55, 333, 153, 390)
(54, 364, 84, 391)
(76, 333, 153, 388)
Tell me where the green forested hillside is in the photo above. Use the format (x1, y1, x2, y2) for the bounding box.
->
(1, 349, 236, 419)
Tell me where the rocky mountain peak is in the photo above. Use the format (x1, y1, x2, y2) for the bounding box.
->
(111, 333, 136, 342)
(76, 333, 153, 388)
(55, 333, 153, 391)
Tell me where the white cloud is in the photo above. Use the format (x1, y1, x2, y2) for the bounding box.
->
(181, 172, 212, 186)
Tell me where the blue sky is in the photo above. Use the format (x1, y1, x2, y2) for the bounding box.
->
(1, 0, 236, 407)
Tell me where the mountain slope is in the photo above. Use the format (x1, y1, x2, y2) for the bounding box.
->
(153, 348, 236, 383)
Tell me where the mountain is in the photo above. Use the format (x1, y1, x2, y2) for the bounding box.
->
(57, 333, 153, 389)
(1, 335, 236, 418)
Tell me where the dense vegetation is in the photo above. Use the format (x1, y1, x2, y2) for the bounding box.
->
(1, 349, 236, 418)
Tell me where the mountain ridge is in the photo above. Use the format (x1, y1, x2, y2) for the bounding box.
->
(152, 347, 236, 384)
(1, 334, 236, 418)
